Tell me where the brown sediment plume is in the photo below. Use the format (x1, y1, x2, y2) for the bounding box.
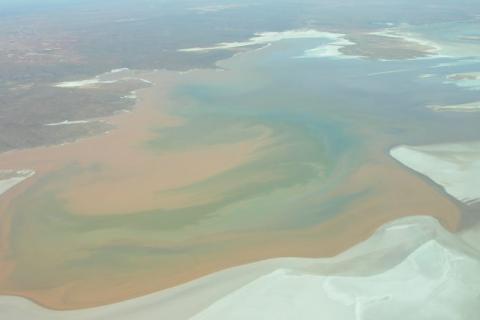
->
(1, 179, 459, 310)
(63, 132, 269, 215)
(0, 71, 270, 216)
(0, 70, 275, 308)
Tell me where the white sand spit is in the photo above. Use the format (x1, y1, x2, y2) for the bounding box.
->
(179, 30, 347, 53)
(1, 216, 479, 319)
(391, 142, 480, 204)
(54, 78, 118, 88)
(54, 68, 152, 89)
(45, 120, 93, 126)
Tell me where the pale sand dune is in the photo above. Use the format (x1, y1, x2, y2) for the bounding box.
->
(1, 216, 478, 319)
(0, 170, 35, 197)
(390, 142, 480, 205)
(179, 30, 346, 53)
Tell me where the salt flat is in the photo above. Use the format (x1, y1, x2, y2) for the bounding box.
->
(390, 142, 480, 205)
